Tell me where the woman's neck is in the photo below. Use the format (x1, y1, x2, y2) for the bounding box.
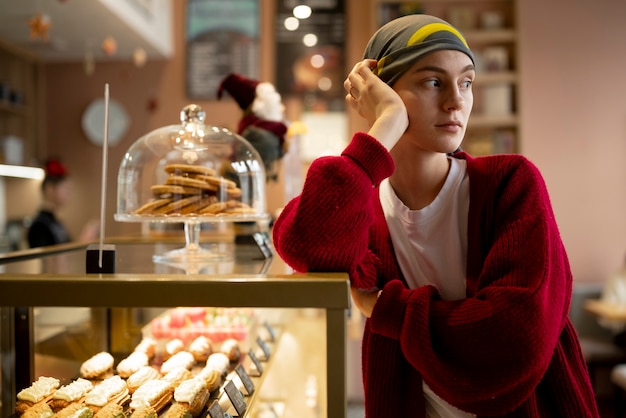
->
(388, 150, 450, 210)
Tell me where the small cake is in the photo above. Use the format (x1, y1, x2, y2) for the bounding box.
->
(189, 336, 212, 362)
(80, 352, 115, 380)
(49, 378, 94, 412)
(220, 338, 241, 362)
(21, 401, 55, 418)
(161, 367, 193, 389)
(93, 403, 125, 418)
(54, 403, 94, 418)
(134, 337, 157, 360)
(160, 351, 195, 374)
(84, 375, 129, 412)
(203, 353, 230, 376)
(164, 338, 185, 360)
(173, 377, 211, 417)
(127, 366, 161, 394)
(15, 376, 60, 415)
(117, 351, 149, 378)
(129, 379, 173, 413)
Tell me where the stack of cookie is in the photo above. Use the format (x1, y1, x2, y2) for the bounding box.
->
(133, 164, 255, 216)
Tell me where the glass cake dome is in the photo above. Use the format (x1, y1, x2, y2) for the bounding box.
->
(115, 104, 268, 266)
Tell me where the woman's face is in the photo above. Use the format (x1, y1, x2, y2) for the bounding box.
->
(392, 49, 474, 154)
(50, 179, 72, 207)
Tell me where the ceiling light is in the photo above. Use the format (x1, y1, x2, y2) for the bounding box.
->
(284, 16, 300, 31)
(303, 33, 318, 47)
(0, 164, 45, 180)
(293, 5, 312, 19)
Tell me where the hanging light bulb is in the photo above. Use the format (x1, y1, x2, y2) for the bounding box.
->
(293, 4, 312, 19)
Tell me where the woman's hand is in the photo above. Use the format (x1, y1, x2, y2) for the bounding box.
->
(344, 59, 408, 151)
(350, 287, 381, 318)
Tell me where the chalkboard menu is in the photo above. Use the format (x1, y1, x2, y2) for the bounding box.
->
(186, 0, 260, 99)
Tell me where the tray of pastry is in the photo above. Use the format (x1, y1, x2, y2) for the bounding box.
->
(12, 331, 274, 418)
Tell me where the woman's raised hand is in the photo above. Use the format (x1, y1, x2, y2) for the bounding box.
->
(344, 59, 408, 151)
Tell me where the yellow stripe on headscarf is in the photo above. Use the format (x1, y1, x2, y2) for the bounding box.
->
(407, 22, 469, 48)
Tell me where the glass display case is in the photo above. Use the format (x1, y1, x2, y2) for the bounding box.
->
(0, 238, 350, 417)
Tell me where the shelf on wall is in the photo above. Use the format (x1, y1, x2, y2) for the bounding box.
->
(469, 114, 518, 129)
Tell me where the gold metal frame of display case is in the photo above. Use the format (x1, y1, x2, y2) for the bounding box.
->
(0, 239, 351, 417)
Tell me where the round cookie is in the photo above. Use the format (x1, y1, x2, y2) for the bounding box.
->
(153, 195, 203, 215)
(198, 201, 228, 215)
(195, 175, 238, 189)
(165, 175, 218, 191)
(133, 198, 172, 215)
(164, 164, 216, 177)
(178, 197, 216, 215)
(151, 184, 202, 197)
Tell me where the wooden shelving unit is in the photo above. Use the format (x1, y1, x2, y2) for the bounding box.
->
(0, 41, 43, 166)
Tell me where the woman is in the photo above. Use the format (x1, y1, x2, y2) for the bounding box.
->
(272, 14, 598, 417)
(28, 159, 99, 248)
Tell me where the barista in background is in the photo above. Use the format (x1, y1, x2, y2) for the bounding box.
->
(27, 159, 99, 248)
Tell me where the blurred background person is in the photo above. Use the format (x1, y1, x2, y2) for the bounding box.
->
(27, 158, 99, 248)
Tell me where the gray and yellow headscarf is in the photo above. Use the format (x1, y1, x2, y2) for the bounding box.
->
(365, 14, 474, 86)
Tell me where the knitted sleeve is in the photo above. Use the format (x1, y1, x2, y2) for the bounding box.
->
(368, 154, 587, 415)
(272, 132, 394, 288)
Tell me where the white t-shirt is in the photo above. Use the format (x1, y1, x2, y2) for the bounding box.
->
(380, 157, 474, 417)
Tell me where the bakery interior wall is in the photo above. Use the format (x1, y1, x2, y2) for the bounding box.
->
(4, 0, 625, 284)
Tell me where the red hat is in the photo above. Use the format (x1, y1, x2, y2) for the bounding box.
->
(216, 73, 260, 111)
(44, 158, 68, 178)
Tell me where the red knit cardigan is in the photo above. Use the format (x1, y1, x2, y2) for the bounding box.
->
(273, 132, 599, 417)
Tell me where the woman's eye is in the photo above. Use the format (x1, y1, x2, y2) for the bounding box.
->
(460, 80, 473, 89)
(425, 79, 440, 87)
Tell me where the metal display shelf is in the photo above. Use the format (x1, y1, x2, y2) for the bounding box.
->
(0, 238, 351, 417)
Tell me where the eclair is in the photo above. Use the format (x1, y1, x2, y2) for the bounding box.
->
(163, 403, 193, 418)
(80, 352, 115, 380)
(134, 337, 157, 359)
(117, 351, 149, 378)
(84, 375, 130, 413)
(127, 366, 161, 394)
(220, 338, 241, 362)
(173, 377, 211, 417)
(93, 403, 125, 418)
(21, 401, 55, 418)
(189, 336, 212, 362)
(49, 378, 94, 412)
(129, 405, 158, 418)
(196, 368, 222, 393)
(55, 403, 94, 418)
(164, 338, 185, 360)
(129, 379, 173, 413)
(15, 376, 60, 415)
(204, 352, 230, 376)
(161, 367, 193, 389)
(160, 351, 195, 374)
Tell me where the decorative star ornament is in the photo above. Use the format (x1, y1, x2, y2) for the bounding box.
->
(101, 36, 117, 56)
(28, 12, 51, 40)
(133, 48, 147, 67)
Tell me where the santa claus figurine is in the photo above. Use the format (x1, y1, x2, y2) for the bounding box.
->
(217, 73, 288, 182)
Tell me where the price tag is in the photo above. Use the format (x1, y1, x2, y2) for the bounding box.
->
(224, 380, 247, 416)
(264, 321, 276, 342)
(252, 231, 273, 259)
(248, 349, 263, 375)
(207, 400, 225, 418)
(257, 336, 271, 360)
(235, 364, 255, 395)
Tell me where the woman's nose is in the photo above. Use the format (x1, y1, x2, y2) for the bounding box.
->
(444, 87, 464, 111)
